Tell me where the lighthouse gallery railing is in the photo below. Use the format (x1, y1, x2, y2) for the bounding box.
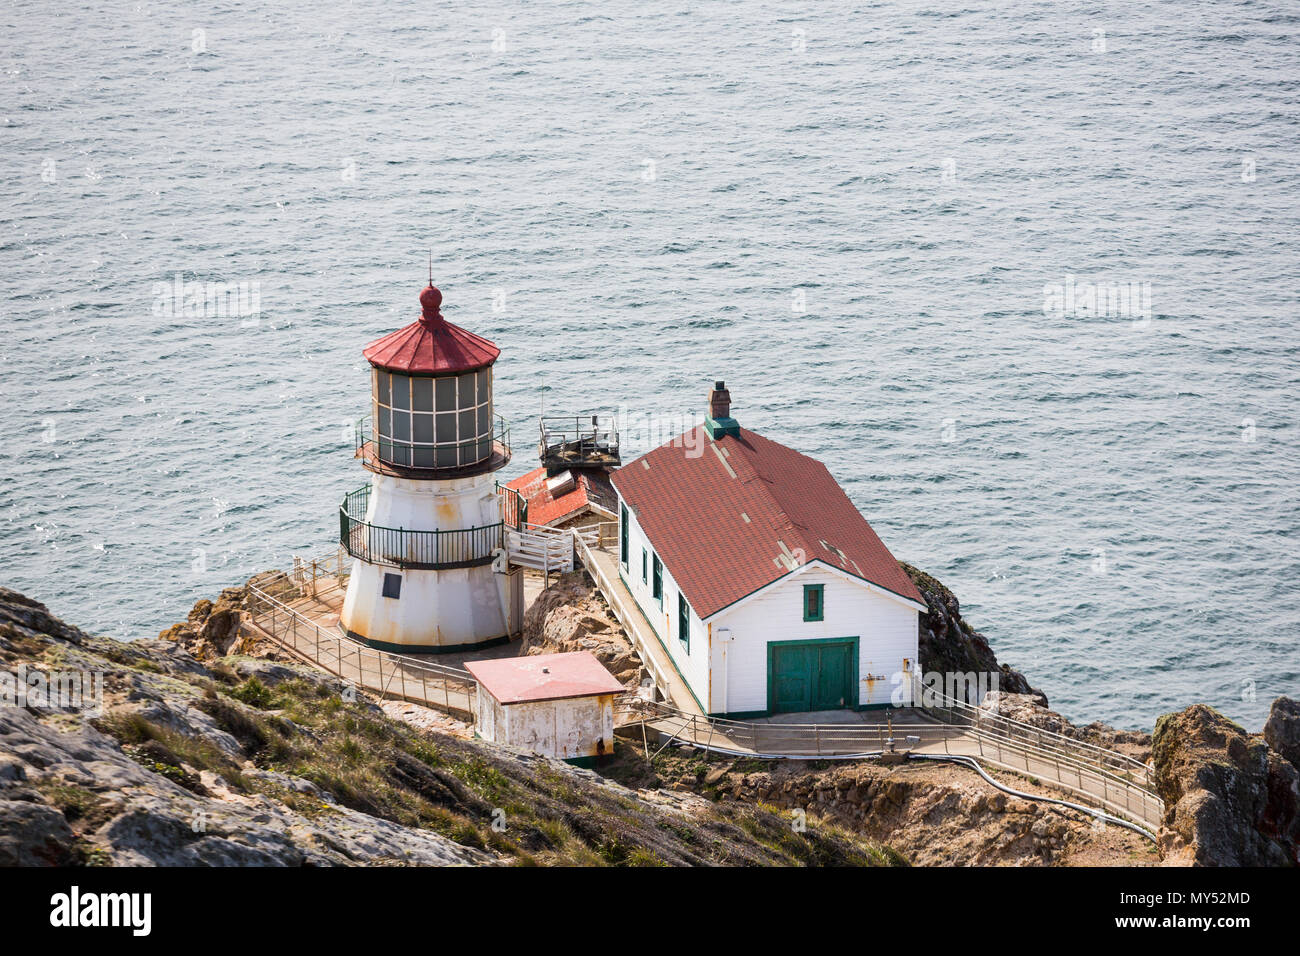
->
(354, 413, 511, 474)
(339, 484, 526, 571)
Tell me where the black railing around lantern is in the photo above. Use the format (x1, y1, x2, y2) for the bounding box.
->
(354, 413, 511, 476)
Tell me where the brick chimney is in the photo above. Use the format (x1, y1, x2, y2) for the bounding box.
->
(708, 380, 731, 420)
(705, 380, 739, 439)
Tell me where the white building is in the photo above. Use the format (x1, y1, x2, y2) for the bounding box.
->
(465, 652, 624, 764)
(609, 382, 926, 717)
(338, 283, 525, 652)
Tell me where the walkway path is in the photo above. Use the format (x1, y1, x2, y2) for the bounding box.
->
(246, 547, 1164, 832)
(575, 536, 703, 715)
(623, 701, 1163, 831)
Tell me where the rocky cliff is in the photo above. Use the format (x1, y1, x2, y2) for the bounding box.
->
(519, 572, 643, 687)
(1151, 700, 1300, 866)
(901, 563, 1043, 702)
(0, 587, 899, 867)
(7, 562, 1297, 867)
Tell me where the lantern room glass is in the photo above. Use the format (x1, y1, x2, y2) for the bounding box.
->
(372, 367, 493, 468)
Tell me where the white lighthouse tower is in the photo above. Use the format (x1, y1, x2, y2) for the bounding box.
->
(339, 282, 525, 653)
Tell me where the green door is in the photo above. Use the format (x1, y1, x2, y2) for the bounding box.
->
(769, 639, 857, 714)
(812, 643, 851, 710)
(770, 645, 813, 713)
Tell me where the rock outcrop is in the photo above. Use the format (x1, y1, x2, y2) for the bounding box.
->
(901, 563, 1043, 703)
(1264, 697, 1300, 771)
(521, 572, 643, 688)
(1151, 701, 1300, 866)
(157, 572, 286, 662)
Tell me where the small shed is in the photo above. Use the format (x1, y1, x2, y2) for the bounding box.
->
(465, 652, 624, 764)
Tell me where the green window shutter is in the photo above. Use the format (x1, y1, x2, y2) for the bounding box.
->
(678, 593, 690, 651)
(652, 554, 663, 604)
(642, 548, 648, 584)
(803, 584, 824, 621)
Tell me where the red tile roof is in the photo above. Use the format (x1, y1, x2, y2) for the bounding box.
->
(465, 651, 623, 704)
(363, 286, 500, 375)
(505, 467, 617, 528)
(610, 426, 923, 618)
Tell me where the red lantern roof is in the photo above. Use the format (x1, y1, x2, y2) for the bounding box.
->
(362, 285, 501, 375)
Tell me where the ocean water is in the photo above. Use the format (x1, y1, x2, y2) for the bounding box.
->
(2, 1, 1297, 732)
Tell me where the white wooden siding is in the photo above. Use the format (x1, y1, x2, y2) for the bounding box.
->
(710, 564, 918, 713)
(477, 691, 617, 760)
(618, 492, 918, 714)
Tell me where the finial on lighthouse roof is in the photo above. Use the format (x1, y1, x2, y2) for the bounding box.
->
(419, 283, 444, 324)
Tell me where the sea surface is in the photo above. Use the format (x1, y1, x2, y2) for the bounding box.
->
(3, 0, 1298, 731)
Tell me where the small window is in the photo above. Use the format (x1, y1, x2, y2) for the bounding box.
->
(642, 548, 648, 584)
(678, 593, 690, 651)
(620, 504, 629, 566)
(803, 583, 824, 621)
(382, 573, 402, 599)
(652, 554, 663, 605)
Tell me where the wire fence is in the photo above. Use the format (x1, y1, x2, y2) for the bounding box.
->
(616, 697, 1165, 829)
(245, 569, 479, 720)
(919, 683, 1155, 789)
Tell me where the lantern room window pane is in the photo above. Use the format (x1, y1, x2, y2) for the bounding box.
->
(436, 446, 458, 468)
(435, 376, 456, 411)
(458, 372, 475, 407)
(376, 371, 390, 405)
(477, 369, 491, 403)
(477, 405, 491, 435)
(412, 413, 434, 444)
(412, 377, 433, 412)
(459, 409, 476, 443)
(376, 406, 391, 439)
(412, 447, 435, 468)
(436, 412, 456, 444)
(391, 411, 410, 442)
(391, 374, 410, 409)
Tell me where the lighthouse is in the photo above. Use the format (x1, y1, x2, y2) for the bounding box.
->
(338, 282, 525, 653)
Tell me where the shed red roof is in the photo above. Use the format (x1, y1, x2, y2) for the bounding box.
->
(610, 426, 923, 619)
(362, 285, 500, 375)
(465, 652, 624, 704)
(505, 467, 617, 528)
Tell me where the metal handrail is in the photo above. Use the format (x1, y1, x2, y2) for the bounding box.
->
(245, 574, 478, 719)
(354, 413, 511, 472)
(618, 697, 1165, 828)
(572, 532, 674, 702)
(918, 683, 1154, 786)
(338, 484, 503, 570)
(538, 415, 620, 467)
(495, 481, 528, 529)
